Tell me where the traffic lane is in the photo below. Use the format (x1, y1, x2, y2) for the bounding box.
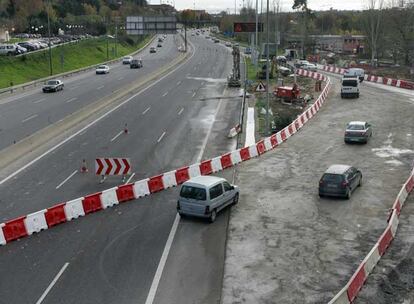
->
(222, 76, 413, 303)
(355, 194, 414, 304)
(0, 35, 231, 220)
(0, 42, 236, 304)
(0, 36, 180, 151)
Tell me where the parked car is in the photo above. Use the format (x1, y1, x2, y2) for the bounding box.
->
(244, 47, 252, 54)
(279, 66, 292, 77)
(319, 165, 362, 199)
(96, 65, 110, 74)
(341, 77, 359, 98)
(302, 63, 317, 72)
(225, 41, 232, 47)
(344, 121, 372, 144)
(0, 44, 18, 56)
(15, 44, 27, 54)
(17, 42, 37, 51)
(130, 58, 143, 69)
(42, 79, 64, 92)
(122, 56, 133, 64)
(177, 176, 239, 223)
(276, 55, 287, 63)
(150, 47, 156, 53)
(294, 60, 310, 68)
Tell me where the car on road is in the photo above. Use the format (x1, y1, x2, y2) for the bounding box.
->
(341, 77, 359, 98)
(319, 164, 362, 199)
(42, 79, 64, 92)
(158, 37, 164, 42)
(130, 58, 143, 69)
(244, 47, 252, 54)
(294, 60, 310, 68)
(177, 176, 239, 223)
(302, 63, 317, 72)
(344, 121, 372, 144)
(157, 42, 162, 47)
(214, 39, 220, 43)
(96, 65, 110, 74)
(122, 56, 133, 64)
(276, 55, 287, 63)
(225, 41, 232, 47)
(150, 46, 156, 53)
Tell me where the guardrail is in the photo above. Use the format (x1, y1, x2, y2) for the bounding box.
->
(0, 35, 156, 96)
(0, 69, 331, 246)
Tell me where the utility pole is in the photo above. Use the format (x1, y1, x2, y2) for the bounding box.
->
(265, 0, 270, 136)
(184, 20, 187, 52)
(255, 0, 259, 69)
(46, 0, 53, 76)
(115, 17, 118, 57)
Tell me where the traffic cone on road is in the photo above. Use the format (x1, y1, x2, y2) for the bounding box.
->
(80, 159, 88, 173)
(124, 123, 129, 134)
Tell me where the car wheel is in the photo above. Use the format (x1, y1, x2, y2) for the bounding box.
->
(346, 188, 352, 200)
(209, 210, 217, 223)
(358, 176, 362, 187)
(318, 193, 324, 198)
(356, 93, 360, 98)
(233, 193, 239, 205)
(341, 94, 344, 98)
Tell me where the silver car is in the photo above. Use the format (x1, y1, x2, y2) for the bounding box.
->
(344, 121, 372, 144)
(177, 176, 239, 223)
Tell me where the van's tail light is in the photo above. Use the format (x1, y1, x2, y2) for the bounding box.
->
(205, 205, 210, 214)
(176, 200, 180, 210)
(341, 181, 349, 188)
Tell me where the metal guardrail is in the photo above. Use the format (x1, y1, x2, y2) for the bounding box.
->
(0, 35, 156, 96)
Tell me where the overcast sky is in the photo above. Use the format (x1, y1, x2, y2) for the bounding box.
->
(151, 0, 367, 13)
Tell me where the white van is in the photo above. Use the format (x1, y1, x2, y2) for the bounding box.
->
(341, 77, 360, 98)
(344, 68, 365, 82)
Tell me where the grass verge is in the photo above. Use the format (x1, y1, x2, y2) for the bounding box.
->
(0, 36, 151, 89)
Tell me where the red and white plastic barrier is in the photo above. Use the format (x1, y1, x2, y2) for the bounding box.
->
(0, 69, 331, 246)
(320, 65, 414, 90)
(328, 170, 414, 304)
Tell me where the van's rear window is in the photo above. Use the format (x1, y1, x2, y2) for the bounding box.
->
(180, 186, 206, 201)
(342, 80, 358, 87)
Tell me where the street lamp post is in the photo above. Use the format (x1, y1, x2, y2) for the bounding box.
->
(46, 0, 53, 76)
(265, 0, 270, 135)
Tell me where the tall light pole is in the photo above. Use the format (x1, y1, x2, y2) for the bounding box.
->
(265, 0, 270, 135)
(255, 0, 258, 69)
(46, 0, 53, 76)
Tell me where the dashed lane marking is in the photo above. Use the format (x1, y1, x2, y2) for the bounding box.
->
(56, 170, 77, 189)
(22, 114, 38, 123)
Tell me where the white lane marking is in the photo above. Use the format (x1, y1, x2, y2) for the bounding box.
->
(142, 107, 151, 115)
(0, 39, 196, 186)
(65, 97, 78, 103)
(110, 130, 124, 142)
(22, 114, 38, 123)
(162, 91, 168, 97)
(178, 108, 184, 115)
(176, 81, 181, 86)
(192, 92, 196, 98)
(96, 85, 105, 90)
(33, 98, 46, 104)
(55, 170, 77, 189)
(35, 262, 69, 304)
(157, 131, 166, 143)
(144, 90, 222, 304)
(69, 85, 80, 90)
(118, 77, 124, 80)
(125, 172, 135, 184)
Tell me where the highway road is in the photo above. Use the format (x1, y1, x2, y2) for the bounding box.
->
(222, 73, 414, 303)
(0, 35, 179, 151)
(0, 32, 242, 304)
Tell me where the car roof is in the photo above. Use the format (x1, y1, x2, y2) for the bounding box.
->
(325, 164, 352, 174)
(347, 121, 366, 126)
(183, 176, 226, 188)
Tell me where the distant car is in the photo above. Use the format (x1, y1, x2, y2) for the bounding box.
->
(96, 65, 110, 74)
(150, 47, 156, 53)
(244, 47, 252, 54)
(302, 63, 317, 72)
(177, 176, 239, 223)
(319, 164, 362, 199)
(42, 79, 64, 92)
(130, 58, 143, 69)
(344, 121, 372, 144)
(279, 66, 291, 77)
(157, 42, 162, 47)
(225, 41, 232, 47)
(205, 36, 210, 39)
(276, 55, 287, 63)
(122, 56, 133, 64)
(214, 39, 220, 43)
(158, 37, 164, 42)
(294, 60, 310, 68)
(17, 42, 37, 51)
(15, 44, 27, 54)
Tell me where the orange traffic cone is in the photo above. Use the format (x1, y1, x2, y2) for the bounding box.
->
(80, 159, 88, 173)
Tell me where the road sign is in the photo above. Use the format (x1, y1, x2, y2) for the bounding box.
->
(233, 22, 264, 33)
(95, 158, 131, 176)
(255, 81, 266, 92)
(126, 16, 177, 35)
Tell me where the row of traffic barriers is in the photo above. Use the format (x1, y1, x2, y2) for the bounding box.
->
(0, 69, 331, 246)
(328, 168, 414, 303)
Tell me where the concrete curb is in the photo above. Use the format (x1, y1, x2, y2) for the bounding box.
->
(0, 35, 157, 96)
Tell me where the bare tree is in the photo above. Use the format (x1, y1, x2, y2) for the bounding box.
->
(362, 0, 385, 66)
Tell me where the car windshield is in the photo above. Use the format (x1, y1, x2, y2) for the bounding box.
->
(347, 124, 365, 130)
(47, 80, 57, 85)
(98, 66, 106, 69)
(180, 185, 206, 201)
(342, 80, 358, 87)
(322, 174, 344, 183)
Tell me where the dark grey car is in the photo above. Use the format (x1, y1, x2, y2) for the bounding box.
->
(344, 121, 372, 144)
(319, 164, 362, 199)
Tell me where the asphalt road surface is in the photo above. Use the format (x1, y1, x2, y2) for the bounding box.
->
(0, 33, 242, 304)
(222, 73, 414, 303)
(0, 35, 179, 151)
